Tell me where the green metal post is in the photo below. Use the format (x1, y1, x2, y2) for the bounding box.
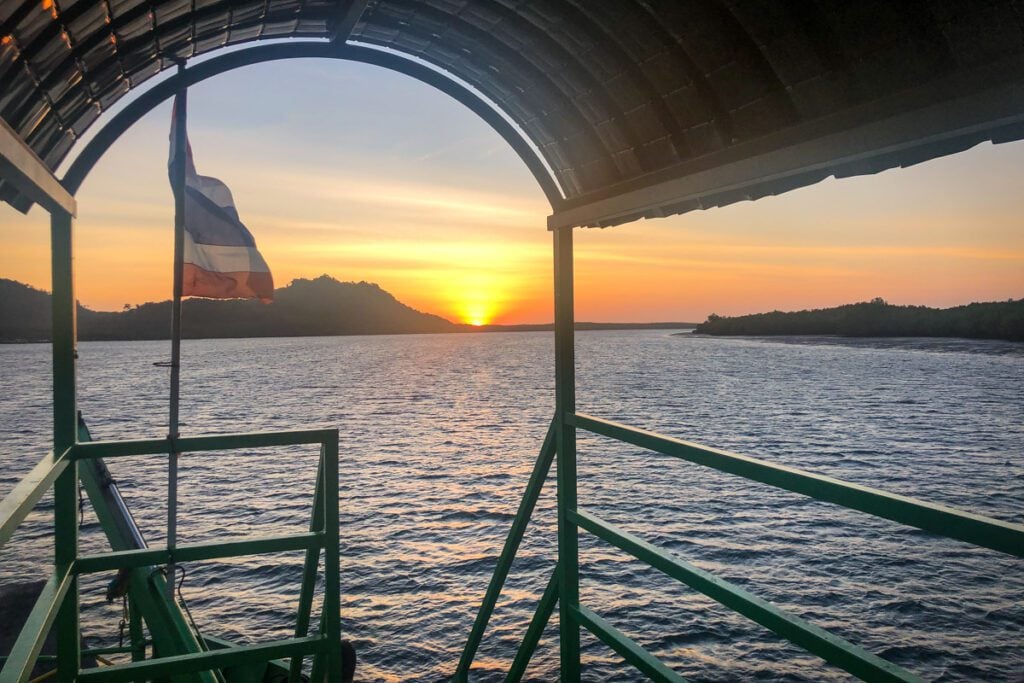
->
(322, 432, 342, 682)
(128, 598, 145, 662)
(289, 448, 325, 683)
(553, 226, 580, 681)
(167, 70, 188, 599)
(51, 209, 79, 682)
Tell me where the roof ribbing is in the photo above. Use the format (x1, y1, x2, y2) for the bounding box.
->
(2, 0, 1024, 223)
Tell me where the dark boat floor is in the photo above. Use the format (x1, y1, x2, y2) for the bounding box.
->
(0, 580, 96, 679)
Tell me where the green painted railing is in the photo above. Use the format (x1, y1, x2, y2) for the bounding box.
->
(0, 427, 343, 683)
(455, 412, 1024, 681)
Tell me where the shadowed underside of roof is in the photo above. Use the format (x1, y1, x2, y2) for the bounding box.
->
(2, 0, 1024, 226)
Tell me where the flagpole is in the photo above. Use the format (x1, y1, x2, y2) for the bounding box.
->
(167, 61, 187, 599)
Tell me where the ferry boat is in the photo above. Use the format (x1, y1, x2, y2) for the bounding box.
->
(1, 2, 1022, 681)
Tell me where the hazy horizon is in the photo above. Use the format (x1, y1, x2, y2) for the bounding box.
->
(5, 273, 1022, 332)
(1, 58, 1022, 325)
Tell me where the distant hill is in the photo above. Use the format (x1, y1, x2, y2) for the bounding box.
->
(0, 276, 457, 342)
(0, 279, 54, 342)
(694, 298, 1024, 341)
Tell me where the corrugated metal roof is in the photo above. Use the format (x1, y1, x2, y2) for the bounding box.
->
(2, 0, 1024, 224)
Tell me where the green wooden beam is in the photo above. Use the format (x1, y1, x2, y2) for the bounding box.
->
(571, 508, 921, 683)
(569, 413, 1024, 557)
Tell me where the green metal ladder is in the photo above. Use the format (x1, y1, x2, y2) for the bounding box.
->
(454, 227, 1024, 682)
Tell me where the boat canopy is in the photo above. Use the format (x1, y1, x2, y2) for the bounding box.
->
(1, 0, 1024, 227)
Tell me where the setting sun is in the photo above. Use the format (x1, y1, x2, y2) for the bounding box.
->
(450, 277, 503, 326)
(462, 304, 492, 326)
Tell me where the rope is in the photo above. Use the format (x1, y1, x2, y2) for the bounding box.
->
(117, 595, 129, 648)
(174, 566, 227, 683)
(27, 669, 57, 683)
(77, 483, 85, 528)
(174, 565, 205, 646)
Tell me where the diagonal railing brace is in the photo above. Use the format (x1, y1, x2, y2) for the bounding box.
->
(453, 419, 557, 680)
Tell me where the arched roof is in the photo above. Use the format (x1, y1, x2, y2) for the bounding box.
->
(2, 0, 1024, 226)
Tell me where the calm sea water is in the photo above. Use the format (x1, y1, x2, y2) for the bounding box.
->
(1, 331, 1022, 682)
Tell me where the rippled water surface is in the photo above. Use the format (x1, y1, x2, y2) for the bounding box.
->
(1, 331, 1022, 682)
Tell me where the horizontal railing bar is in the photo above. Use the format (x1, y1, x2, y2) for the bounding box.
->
(571, 508, 920, 683)
(0, 565, 73, 683)
(73, 429, 336, 460)
(75, 532, 322, 574)
(0, 644, 150, 664)
(573, 605, 687, 683)
(80, 645, 144, 656)
(75, 636, 328, 682)
(570, 413, 1024, 558)
(0, 447, 73, 549)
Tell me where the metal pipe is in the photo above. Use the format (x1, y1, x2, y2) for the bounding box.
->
(552, 226, 580, 681)
(571, 508, 919, 683)
(290, 449, 326, 682)
(569, 412, 1024, 558)
(167, 63, 188, 600)
(321, 432, 342, 682)
(50, 209, 79, 683)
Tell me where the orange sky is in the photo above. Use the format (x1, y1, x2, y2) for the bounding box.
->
(1, 59, 1022, 325)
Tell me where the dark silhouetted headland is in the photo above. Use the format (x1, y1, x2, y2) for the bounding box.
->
(1, 276, 455, 341)
(0, 277, 696, 342)
(694, 298, 1024, 341)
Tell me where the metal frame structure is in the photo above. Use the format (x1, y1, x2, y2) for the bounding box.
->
(0, 54, 346, 682)
(455, 376, 1024, 680)
(1, 39, 1023, 683)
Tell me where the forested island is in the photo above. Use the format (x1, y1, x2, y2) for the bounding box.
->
(1, 276, 456, 341)
(0, 277, 695, 342)
(694, 298, 1024, 341)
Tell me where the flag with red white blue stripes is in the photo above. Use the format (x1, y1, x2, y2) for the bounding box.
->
(169, 95, 274, 303)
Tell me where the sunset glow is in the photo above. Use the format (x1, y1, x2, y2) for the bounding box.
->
(1, 60, 1022, 323)
(462, 305, 492, 327)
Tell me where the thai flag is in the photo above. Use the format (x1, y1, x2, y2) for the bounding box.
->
(169, 95, 273, 303)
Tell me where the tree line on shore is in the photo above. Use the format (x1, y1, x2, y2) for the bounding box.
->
(5, 277, 1021, 343)
(694, 298, 1024, 341)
